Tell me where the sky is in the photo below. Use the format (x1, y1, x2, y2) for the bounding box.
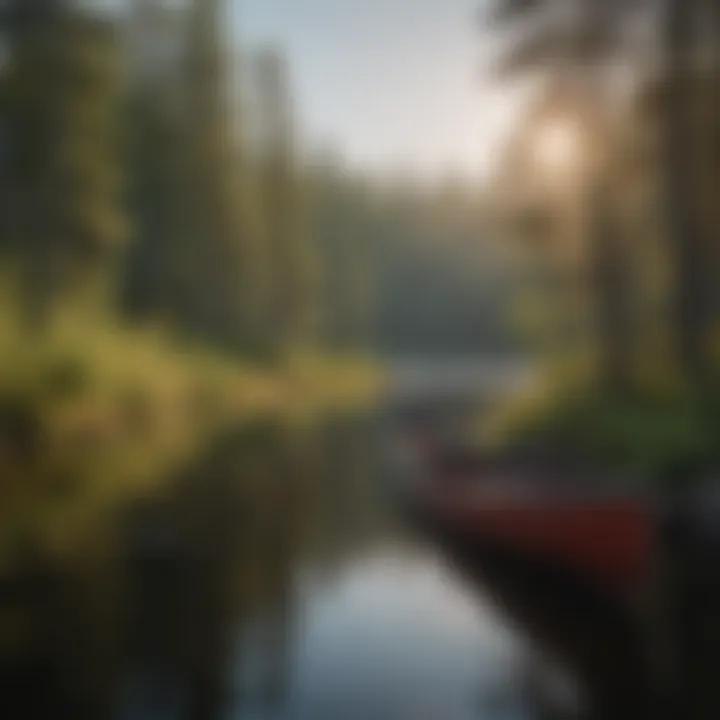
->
(235, 0, 524, 181)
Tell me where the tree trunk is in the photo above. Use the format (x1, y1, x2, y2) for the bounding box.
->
(579, 55, 633, 395)
(587, 171, 633, 394)
(664, 0, 709, 382)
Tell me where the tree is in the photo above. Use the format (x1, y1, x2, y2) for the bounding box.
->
(493, 0, 720, 386)
(304, 159, 375, 352)
(123, 0, 189, 324)
(179, 0, 241, 344)
(4, 0, 125, 325)
(142, 0, 259, 351)
(487, 0, 644, 390)
(661, 0, 711, 381)
(253, 48, 317, 355)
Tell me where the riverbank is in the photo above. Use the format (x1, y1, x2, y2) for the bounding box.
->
(0, 313, 381, 572)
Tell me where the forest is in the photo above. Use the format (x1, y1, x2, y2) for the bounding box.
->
(0, 0, 523, 564)
(2, 1, 720, 718)
(3, 0, 720, 558)
(482, 0, 720, 486)
(0, 0, 377, 563)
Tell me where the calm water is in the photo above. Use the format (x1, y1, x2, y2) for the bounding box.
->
(225, 544, 529, 720)
(0, 416, 538, 720)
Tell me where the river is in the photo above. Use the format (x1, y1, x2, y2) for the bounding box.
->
(119, 416, 536, 720)
(0, 377, 545, 720)
(224, 544, 529, 720)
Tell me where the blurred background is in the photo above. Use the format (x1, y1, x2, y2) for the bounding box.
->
(1, 0, 720, 718)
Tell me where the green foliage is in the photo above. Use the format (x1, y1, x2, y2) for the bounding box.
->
(0, 0, 383, 572)
(488, 0, 720, 482)
(0, 282, 378, 568)
(121, 3, 319, 356)
(488, 370, 720, 487)
(5, 6, 125, 322)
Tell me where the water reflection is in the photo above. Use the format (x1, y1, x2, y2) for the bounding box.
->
(0, 416, 531, 720)
(268, 547, 526, 720)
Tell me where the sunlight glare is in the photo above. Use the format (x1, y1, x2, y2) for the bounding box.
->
(532, 119, 584, 178)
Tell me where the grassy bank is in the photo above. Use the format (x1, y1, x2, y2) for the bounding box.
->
(482, 356, 720, 487)
(0, 307, 381, 570)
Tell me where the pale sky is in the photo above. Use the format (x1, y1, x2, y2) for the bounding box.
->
(235, 0, 524, 180)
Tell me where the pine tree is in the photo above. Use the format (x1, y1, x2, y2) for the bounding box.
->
(123, 0, 188, 323)
(178, 0, 257, 350)
(662, 0, 712, 381)
(253, 48, 316, 354)
(489, 0, 641, 391)
(5, 0, 125, 325)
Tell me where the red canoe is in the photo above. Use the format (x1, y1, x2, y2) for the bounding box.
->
(425, 479, 656, 593)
